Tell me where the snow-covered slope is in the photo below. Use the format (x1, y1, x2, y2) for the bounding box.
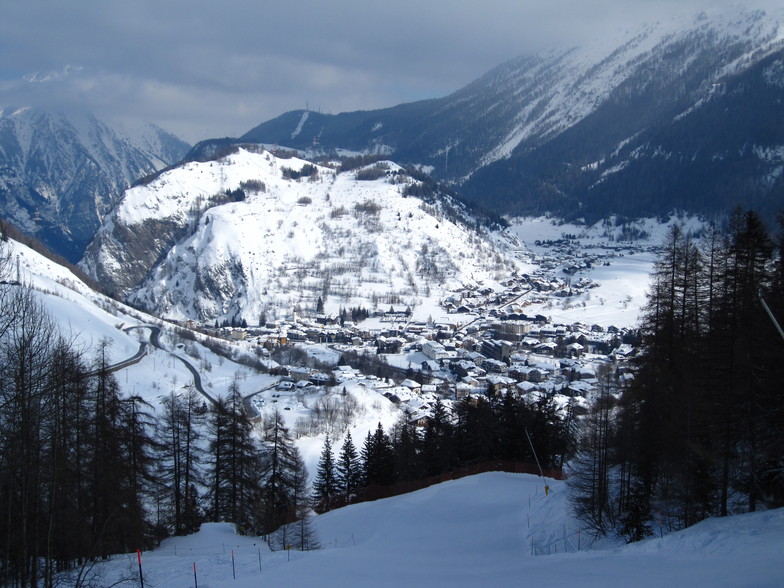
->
(0, 107, 190, 261)
(243, 5, 784, 221)
(83, 147, 519, 323)
(83, 472, 784, 587)
(4, 236, 278, 411)
(470, 5, 784, 168)
(245, 5, 784, 178)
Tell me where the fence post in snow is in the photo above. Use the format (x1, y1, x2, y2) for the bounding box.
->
(137, 550, 144, 588)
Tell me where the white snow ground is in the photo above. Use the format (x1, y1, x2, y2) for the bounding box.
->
(86, 472, 784, 587)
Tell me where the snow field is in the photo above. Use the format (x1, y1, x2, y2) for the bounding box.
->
(89, 472, 784, 587)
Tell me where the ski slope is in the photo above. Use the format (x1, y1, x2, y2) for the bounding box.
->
(87, 472, 784, 587)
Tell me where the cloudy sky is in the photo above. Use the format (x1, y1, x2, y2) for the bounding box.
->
(0, 1, 777, 144)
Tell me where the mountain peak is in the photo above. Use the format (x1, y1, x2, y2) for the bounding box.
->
(0, 107, 190, 261)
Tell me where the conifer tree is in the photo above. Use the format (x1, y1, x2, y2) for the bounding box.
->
(158, 387, 206, 535)
(420, 399, 456, 477)
(311, 436, 337, 513)
(390, 413, 420, 482)
(207, 384, 263, 531)
(258, 410, 301, 536)
(336, 431, 362, 501)
(362, 423, 396, 487)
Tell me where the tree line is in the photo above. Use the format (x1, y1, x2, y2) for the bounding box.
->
(312, 394, 572, 513)
(569, 209, 784, 542)
(0, 241, 315, 586)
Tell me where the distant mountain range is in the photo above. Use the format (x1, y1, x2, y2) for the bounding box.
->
(218, 6, 784, 222)
(6, 5, 784, 270)
(0, 107, 190, 261)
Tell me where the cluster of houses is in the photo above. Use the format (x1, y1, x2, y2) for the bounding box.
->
(209, 236, 651, 424)
(233, 300, 637, 428)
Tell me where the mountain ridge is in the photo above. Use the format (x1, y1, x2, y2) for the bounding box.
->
(230, 5, 784, 221)
(0, 107, 190, 261)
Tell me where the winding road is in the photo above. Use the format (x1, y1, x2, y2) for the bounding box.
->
(120, 325, 218, 407)
(111, 325, 279, 418)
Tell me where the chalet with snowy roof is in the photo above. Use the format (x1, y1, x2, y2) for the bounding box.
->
(566, 380, 594, 397)
(466, 351, 486, 365)
(482, 358, 508, 374)
(383, 392, 401, 404)
(400, 379, 422, 391)
(566, 342, 584, 358)
(423, 340, 451, 361)
(289, 366, 311, 381)
(534, 342, 558, 355)
(521, 337, 540, 348)
(516, 381, 538, 395)
(486, 375, 517, 395)
(309, 372, 332, 386)
(508, 364, 530, 382)
(455, 382, 473, 399)
(409, 411, 432, 428)
(376, 336, 404, 354)
(421, 359, 442, 373)
(450, 359, 477, 378)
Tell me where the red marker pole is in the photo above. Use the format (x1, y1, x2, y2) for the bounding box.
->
(231, 549, 236, 579)
(193, 562, 198, 588)
(137, 549, 144, 588)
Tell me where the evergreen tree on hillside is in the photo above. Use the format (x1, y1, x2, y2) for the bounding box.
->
(362, 423, 396, 487)
(88, 339, 145, 557)
(258, 410, 301, 536)
(158, 387, 206, 535)
(279, 449, 319, 551)
(390, 414, 420, 482)
(117, 394, 159, 549)
(311, 436, 337, 513)
(207, 384, 262, 531)
(455, 396, 497, 465)
(420, 399, 456, 477)
(336, 432, 362, 501)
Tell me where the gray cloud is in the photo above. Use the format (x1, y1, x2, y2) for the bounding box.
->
(1, 1, 778, 143)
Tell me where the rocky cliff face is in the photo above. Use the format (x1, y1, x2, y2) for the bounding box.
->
(0, 107, 190, 261)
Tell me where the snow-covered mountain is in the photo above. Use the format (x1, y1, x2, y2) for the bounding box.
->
(82, 146, 519, 323)
(232, 5, 784, 221)
(0, 107, 190, 261)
